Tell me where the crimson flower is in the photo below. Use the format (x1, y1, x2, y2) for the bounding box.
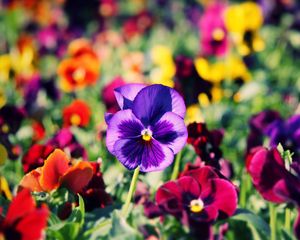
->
(0, 189, 49, 240)
(156, 166, 237, 238)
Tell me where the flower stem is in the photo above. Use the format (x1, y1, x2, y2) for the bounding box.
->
(269, 204, 277, 240)
(285, 207, 291, 233)
(121, 166, 140, 218)
(239, 170, 248, 208)
(171, 151, 182, 180)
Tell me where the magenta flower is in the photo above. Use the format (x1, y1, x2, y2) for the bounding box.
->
(247, 147, 300, 239)
(155, 166, 237, 238)
(105, 84, 187, 172)
(199, 3, 228, 57)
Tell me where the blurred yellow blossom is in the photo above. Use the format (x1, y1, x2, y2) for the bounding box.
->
(225, 2, 264, 56)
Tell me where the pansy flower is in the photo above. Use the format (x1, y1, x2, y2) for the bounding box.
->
(106, 84, 187, 172)
(199, 3, 228, 57)
(63, 99, 91, 128)
(156, 166, 237, 238)
(225, 2, 265, 56)
(0, 189, 49, 240)
(247, 147, 300, 238)
(20, 149, 93, 193)
(0, 105, 25, 135)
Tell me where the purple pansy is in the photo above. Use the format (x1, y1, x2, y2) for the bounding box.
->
(105, 84, 187, 172)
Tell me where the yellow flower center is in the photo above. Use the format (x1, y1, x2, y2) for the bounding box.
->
(1, 124, 9, 133)
(212, 28, 225, 41)
(141, 129, 152, 141)
(70, 114, 81, 126)
(72, 68, 86, 83)
(190, 199, 204, 213)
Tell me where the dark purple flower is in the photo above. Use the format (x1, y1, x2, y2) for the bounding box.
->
(246, 110, 282, 152)
(0, 105, 25, 135)
(106, 84, 187, 172)
(187, 122, 225, 170)
(199, 3, 228, 57)
(267, 114, 300, 162)
(174, 55, 213, 106)
(155, 166, 237, 238)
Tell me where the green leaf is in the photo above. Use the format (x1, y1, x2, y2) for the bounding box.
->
(231, 209, 270, 239)
(109, 210, 143, 240)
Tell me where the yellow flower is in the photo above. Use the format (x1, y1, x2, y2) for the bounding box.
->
(0, 55, 11, 82)
(0, 176, 12, 200)
(225, 56, 251, 83)
(150, 45, 175, 87)
(185, 104, 204, 124)
(195, 58, 225, 84)
(225, 2, 264, 55)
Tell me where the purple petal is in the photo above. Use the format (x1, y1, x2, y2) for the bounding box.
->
(104, 113, 114, 124)
(114, 84, 146, 110)
(177, 176, 201, 198)
(113, 138, 174, 172)
(152, 112, 187, 154)
(106, 109, 144, 154)
(132, 85, 186, 126)
(139, 139, 174, 172)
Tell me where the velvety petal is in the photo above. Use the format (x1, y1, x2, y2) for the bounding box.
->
(106, 109, 144, 154)
(60, 161, 94, 193)
(114, 138, 174, 172)
(39, 149, 70, 192)
(139, 139, 174, 172)
(15, 204, 49, 240)
(104, 112, 114, 124)
(152, 112, 187, 154)
(5, 189, 35, 225)
(114, 83, 146, 109)
(113, 138, 144, 170)
(206, 179, 237, 219)
(156, 181, 183, 215)
(273, 177, 300, 206)
(132, 84, 186, 126)
(248, 148, 288, 203)
(177, 176, 201, 199)
(190, 205, 218, 223)
(19, 168, 43, 192)
(182, 166, 219, 191)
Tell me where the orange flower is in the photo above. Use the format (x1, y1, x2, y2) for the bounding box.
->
(63, 99, 91, 127)
(57, 54, 100, 92)
(68, 38, 99, 60)
(20, 149, 93, 193)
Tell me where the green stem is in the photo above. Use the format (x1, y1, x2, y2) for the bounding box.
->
(285, 208, 291, 233)
(83, 219, 112, 237)
(171, 151, 182, 180)
(269, 204, 277, 240)
(239, 170, 247, 208)
(121, 166, 140, 218)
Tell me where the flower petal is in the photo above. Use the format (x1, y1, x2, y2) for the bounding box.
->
(132, 84, 186, 126)
(152, 112, 187, 154)
(5, 189, 35, 225)
(19, 168, 43, 192)
(177, 176, 201, 199)
(60, 161, 94, 193)
(106, 109, 144, 154)
(139, 139, 174, 172)
(114, 83, 146, 109)
(113, 138, 174, 172)
(15, 204, 49, 240)
(39, 149, 70, 192)
(206, 179, 237, 219)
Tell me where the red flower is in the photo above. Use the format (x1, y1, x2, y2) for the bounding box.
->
(156, 166, 237, 224)
(0, 189, 49, 240)
(20, 149, 93, 193)
(22, 144, 55, 173)
(63, 99, 91, 127)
